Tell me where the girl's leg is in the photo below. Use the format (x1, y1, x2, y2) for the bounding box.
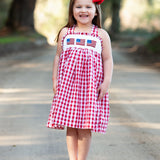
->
(66, 127, 78, 160)
(77, 129, 92, 160)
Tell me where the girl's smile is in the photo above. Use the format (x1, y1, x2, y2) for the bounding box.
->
(79, 14, 89, 18)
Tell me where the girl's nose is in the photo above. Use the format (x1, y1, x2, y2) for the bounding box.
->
(81, 7, 87, 12)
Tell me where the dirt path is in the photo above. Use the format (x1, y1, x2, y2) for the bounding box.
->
(0, 47, 160, 160)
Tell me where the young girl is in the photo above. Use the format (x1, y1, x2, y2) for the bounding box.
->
(47, 0, 113, 159)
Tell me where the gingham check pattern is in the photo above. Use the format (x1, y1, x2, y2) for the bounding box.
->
(47, 25, 110, 134)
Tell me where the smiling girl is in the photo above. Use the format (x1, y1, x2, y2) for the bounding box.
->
(47, 0, 113, 159)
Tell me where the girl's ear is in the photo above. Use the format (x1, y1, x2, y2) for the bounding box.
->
(95, 12, 97, 16)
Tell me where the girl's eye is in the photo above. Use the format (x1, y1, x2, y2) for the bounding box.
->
(75, 5, 92, 9)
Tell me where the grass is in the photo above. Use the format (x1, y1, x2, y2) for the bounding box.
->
(0, 32, 45, 44)
(0, 36, 28, 44)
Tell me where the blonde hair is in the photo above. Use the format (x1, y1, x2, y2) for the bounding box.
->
(56, 0, 102, 42)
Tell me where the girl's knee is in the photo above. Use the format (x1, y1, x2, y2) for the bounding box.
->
(77, 129, 92, 139)
(67, 127, 78, 135)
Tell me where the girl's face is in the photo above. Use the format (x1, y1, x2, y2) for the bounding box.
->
(73, 0, 97, 27)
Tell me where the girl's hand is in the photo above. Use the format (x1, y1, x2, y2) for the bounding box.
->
(53, 81, 57, 95)
(97, 82, 109, 100)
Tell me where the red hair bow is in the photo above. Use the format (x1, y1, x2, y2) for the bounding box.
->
(93, 0, 104, 5)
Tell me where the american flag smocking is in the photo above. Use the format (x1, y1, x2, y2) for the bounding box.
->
(76, 39, 85, 46)
(67, 38, 74, 45)
(87, 40, 96, 48)
(67, 38, 97, 48)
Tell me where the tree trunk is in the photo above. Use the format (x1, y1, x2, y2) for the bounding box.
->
(6, 0, 36, 31)
(101, 0, 112, 28)
(110, 0, 121, 36)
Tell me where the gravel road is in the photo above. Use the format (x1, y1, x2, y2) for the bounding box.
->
(0, 46, 160, 160)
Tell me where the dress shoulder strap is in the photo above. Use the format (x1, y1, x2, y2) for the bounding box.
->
(67, 25, 75, 34)
(91, 25, 99, 37)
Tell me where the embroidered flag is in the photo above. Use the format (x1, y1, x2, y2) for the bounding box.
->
(76, 39, 85, 46)
(87, 40, 96, 48)
(67, 38, 74, 45)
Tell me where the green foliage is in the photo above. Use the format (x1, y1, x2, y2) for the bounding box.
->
(146, 0, 153, 5)
(121, 28, 155, 36)
(141, 0, 160, 30)
(146, 33, 160, 54)
(145, 9, 160, 19)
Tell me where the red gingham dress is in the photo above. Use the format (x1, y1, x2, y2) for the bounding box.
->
(47, 25, 110, 134)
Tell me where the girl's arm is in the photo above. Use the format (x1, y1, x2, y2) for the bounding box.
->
(97, 29, 113, 100)
(52, 27, 68, 92)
